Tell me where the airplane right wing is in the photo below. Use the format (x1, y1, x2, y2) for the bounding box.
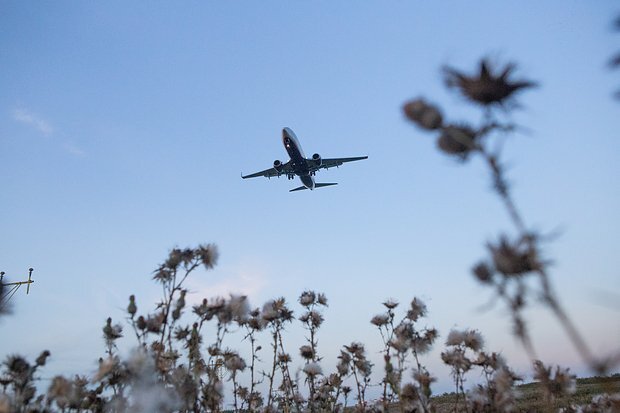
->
(242, 161, 293, 179)
(310, 156, 368, 171)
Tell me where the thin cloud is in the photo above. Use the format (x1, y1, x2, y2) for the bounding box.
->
(64, 143, 86, 157)
(12, 108, 54, 136)
(12, 107, 86, 156)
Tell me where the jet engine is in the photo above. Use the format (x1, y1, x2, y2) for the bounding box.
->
(273, 160, 284, 173)
(311, 153, 322, 167)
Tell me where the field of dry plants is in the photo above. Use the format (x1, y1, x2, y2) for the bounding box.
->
(2, 50, 620, 412)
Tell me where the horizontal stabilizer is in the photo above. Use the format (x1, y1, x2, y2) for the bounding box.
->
(289, 183, 338, 192)
(289, 186, 308, 192)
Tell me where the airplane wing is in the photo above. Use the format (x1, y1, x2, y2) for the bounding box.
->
(242, 161, 293, 179)
(307, 156, 368, 172)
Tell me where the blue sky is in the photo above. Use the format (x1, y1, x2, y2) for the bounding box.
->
(1, 1, 619, 400)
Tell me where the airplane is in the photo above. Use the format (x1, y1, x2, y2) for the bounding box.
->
(242, 127, 368, 192)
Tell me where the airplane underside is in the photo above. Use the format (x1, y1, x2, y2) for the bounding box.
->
(241, 127, 367, 192)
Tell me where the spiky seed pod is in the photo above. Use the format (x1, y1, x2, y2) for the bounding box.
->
(403, 98, 444, 130)
(224, 354, 246, 373)
(407, 297, 427, 322)
(382, 298, 399, 309)
(299, 345, 315, 360)
(136, 315, 147, 330)
(370, 314, 389, 327)
(303, 362, 322, 377)
(472, 262, 494, 284)
(35, 350, 51, 367)
(443, 59, 536, 106)
(445, 329, 466, 346)
(463, 330, 484, 352)
(437, 125, 477, 157)
(299, 290, 316, 307)
(278, 353, 291, 364)
(127, 295, 137, 318)
(103, 318, 122, 341)
(228, 294, 250, 322)
(488, 235, 541, 276)
(197, 244, 219, 270)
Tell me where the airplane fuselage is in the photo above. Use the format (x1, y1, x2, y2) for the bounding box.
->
(282, 127, 315, 189)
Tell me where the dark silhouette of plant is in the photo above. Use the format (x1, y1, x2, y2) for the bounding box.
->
(404, 57, 619, 410)
(610, 16, 620, 99)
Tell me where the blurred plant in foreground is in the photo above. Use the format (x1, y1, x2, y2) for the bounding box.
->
(404, 56, 619, 410)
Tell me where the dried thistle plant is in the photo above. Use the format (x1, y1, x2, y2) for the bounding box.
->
(372, 297, 437, 413)
(404, 57, 617, 372)
(298, 290, 328, 411)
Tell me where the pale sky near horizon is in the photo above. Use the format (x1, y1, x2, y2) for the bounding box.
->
(1, 1, 619, 402)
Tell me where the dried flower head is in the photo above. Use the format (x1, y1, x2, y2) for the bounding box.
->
(445, 329, 466, 346)
(299, 290, 316, 307)
(443, 59, 536, 107)
(407, 297, 427, 322)
(197, 243, 219, 270)
(437, 124, 478, 158)
(533, 360, 576, 402)
(383, 298, 399, 310)
(403, 98, 444, 130)
(228, 294, 250, 322)
(303, 362, 323, 377)
(488, 235, 541, 276)
(224, 353, 246, 373)
(278, 353, 291, 364)
(127, 295, 137, 318)
(299, 345, 315, 360)
(102, 317, 123, 344)
(472, 262, 494, 284)
(371, 314, 390, 327)
(35, 350, 51, 367)
(463, 330, 484, 352)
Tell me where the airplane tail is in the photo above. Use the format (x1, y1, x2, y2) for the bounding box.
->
(289, 183, 338, 192)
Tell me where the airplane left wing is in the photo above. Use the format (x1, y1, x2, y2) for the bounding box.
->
(307, 156, 368, 171)
(242, 161, 293, 179)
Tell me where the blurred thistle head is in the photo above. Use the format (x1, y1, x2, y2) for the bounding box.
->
(127, 295, 137, 318)
(299, 345, 315, 360)
(35, 350, 51, 367)
(197, 243, 219, 270)
(443, 59, 536, 107)
(383, 298, 399, 309)
(103, 317, 123, 341)
(533, 360, 577, 401)
(223, 352, 246, 373)
(403, 98, 443, 130)
(370, 313, 389, 327)
(406, 297, 427, 322)
(228, 294, 250, 322)
(472, 262, 494, 284)
(299, 290, 316, 307)
(463, 330, 484, 352)
(302, 362, 323, 377)
(487, 234, 542, 276)
(445, 329, 467, 347)
(437, 124, 478, 159)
